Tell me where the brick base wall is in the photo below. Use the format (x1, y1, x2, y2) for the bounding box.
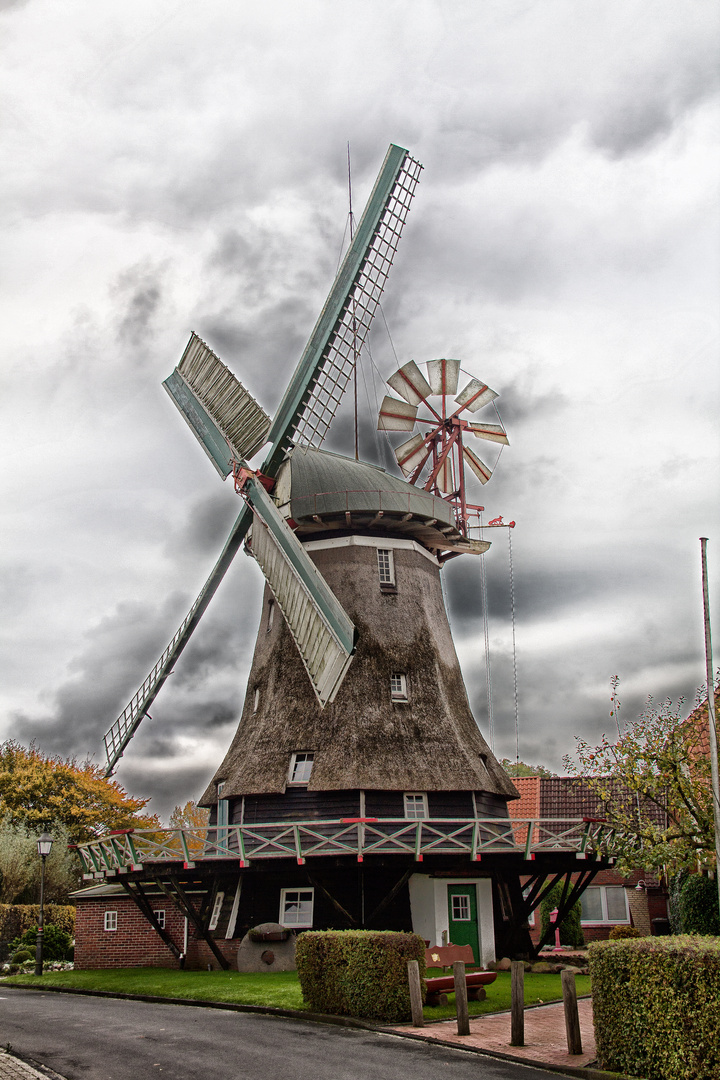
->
(74, 897, 242, 970)
(75, 898, 184, 970)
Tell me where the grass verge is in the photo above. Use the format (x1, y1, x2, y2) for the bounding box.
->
(1, 968, 591, 1021)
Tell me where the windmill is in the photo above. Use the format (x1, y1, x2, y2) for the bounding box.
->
(103, 144, 423, 774)
(78, 144, 606, 974)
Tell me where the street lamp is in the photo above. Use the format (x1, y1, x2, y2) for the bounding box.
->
(35, 831, 53, 976)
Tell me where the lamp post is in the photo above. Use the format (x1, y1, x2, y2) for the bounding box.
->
(35, 831, 53, 976)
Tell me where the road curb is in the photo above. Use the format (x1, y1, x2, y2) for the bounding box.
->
(1, 983, 634, 1079)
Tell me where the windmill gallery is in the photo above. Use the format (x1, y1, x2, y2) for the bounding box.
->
(72, 145, 612, 970)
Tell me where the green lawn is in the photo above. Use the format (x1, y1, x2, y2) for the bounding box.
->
(1, 967, 590, 1022)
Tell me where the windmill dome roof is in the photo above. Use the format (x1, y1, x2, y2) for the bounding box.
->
(275, 448, 489, 556)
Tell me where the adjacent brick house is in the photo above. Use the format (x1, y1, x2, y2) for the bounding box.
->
(512, 776, 670, 946)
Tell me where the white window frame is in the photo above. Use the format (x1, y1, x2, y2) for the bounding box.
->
(404, 792, 428, 819)
(377, 548, 395, 586)
(451, 894, 471, 921)
(280, 887, 314, 928)
(104, 910, 117, 932)
(580, 885, 630, 925)
(208, 891, 225, 931)
(288, 752, 314, 786)
(390, 672, 408, 701)
(153, 909, 166, 930)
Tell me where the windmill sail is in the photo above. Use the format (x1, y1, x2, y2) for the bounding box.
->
(103, 504, 254, 775)
(245, 479, 356, 706)
(163, 333, 271, 476)
(264, 144, 422, 473)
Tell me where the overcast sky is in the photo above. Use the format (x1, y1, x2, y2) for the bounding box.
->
(2, 0, 718, 823)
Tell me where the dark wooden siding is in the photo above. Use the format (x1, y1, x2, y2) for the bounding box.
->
(232, 866, 412, 939)
(237, 789, 360, 825)
(474, 792, 510, 818)
(222, 789, 510, 824)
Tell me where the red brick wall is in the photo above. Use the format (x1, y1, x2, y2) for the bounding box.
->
(75, 898, 186, 970)
(75, 898, 242, 970)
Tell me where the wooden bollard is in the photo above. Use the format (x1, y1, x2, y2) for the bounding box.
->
(453, 960, 470, 1036)
(561, 969, 583, 1054)
(510, 960, 525, 1046)
(407, 960, 424, 1027)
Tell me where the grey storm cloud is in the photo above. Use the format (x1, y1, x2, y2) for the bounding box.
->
(1, 0, 717, 817)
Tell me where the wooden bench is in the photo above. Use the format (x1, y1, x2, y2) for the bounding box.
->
(424, 944, 497, 1006)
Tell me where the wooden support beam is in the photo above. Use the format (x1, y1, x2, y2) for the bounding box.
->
(156, 878, 229, 970)
(305, 872, 357, 926)
(120, 881, 182, 960)
(365, 867, 413, 926)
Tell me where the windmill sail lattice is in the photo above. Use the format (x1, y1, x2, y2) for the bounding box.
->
(102, 144, 421, 775)
(265, 145, 422, 469)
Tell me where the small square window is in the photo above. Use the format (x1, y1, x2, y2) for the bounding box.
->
(208, 891, 225, 931)
(104, 910, 117, 932)
(153, 909, 166, 930)
(289, 752, 314, 785)
(377, 548, 395, 586)
(404, 792, 428, 819)
(451, 895, 471, 921)
(390, 673, 408, 700)
(280, 888, 314, 928)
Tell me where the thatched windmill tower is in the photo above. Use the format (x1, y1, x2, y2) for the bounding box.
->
(196, 445, 518, 958)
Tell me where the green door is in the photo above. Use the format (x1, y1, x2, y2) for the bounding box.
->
(447, 884, 479, 961)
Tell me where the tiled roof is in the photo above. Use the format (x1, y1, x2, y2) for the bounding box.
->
(509, 776, 541, 817)
(540, 777, 666, 828)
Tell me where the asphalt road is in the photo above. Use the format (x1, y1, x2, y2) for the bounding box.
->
(0, 988, 567, 1080)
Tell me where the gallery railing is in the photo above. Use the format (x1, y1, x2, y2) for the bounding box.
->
(74, 817, 617, 878)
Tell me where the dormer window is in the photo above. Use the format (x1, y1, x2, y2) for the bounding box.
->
(390, 672, 408, 701)
(288, 752, 314, 785)
(267, 599, 275, 632)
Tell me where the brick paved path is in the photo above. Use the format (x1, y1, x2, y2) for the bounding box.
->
(396, 998, 597, 1070)
(0, 1051, 62, 1080)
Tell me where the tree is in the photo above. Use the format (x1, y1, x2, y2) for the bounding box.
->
(0, 819, 79, 903)
(168, 801, 210, 830)
(500, 759, 555, 779)
(563, 687, 719, 874)
(0, 741, 160, 844)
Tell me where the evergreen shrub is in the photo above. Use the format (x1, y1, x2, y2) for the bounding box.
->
(589, 936, 720, 1080)
(679, 875, 720, 935)
(539, 882, 584, 947)
(608, 925, 641, 940)
(9, 923, 73, 961)
(296, 930, 425, 1022)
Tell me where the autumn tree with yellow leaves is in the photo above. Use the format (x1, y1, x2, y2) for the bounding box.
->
(0, 741, 159, 843)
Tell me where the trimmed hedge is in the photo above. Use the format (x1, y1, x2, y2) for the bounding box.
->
(589, 936, 720, 1080)
(296, 930, 425, 1022)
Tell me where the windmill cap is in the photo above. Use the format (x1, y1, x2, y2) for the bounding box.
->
(275, 448, 488, 556)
